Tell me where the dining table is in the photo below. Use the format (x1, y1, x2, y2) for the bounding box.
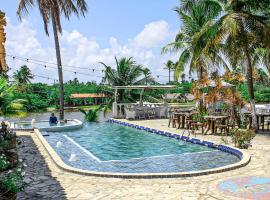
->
(243, 112, 270, 130)
(203, 115, 228, 135)
(174, 110, 196, 129)
(256, 113, 270, 131)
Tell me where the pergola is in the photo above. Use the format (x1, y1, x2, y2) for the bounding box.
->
(70, 93, 109, 105)
(111, 85, 179, 103)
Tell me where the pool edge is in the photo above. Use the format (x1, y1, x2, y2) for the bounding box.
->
(33, 119, 251, 179)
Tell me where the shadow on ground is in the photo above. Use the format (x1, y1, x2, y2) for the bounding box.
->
(17, 136, 67, 200)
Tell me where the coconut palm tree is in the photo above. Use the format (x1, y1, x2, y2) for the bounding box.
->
(164, 60, 175, 83)
(100, 57, 143, 86)
(100, 57, 143, 102)
(141, 67, 151, 84)
(13, 65, 33, 85)
(201, 0, 270, 129)
(162, 1, 228, 82)
(17, 0, 88, 120)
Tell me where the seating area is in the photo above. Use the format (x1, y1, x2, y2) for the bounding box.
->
(167, 105, 270, 136)
(124, 104, 168, 120)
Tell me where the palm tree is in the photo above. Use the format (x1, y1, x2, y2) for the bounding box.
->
(100, 57, 143, 102)
(164, 60, 175, 83)
(13, 65, 33, 85)
(17, 0, 88, 120)
(141, 67, 151, 84)
(162, 1, 228, 82)
(100, 57, 143, 86)
(202, 0, 270, 129)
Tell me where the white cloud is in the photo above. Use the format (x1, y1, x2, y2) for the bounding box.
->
(5, 18, 178, 84)
(130, 20, 170, 49)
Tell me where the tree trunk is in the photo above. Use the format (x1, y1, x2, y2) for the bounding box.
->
(51, 12, 65, 120)
(168, 68, 171, 83)
(243, 45, 257, 130)
(198, 65, 204, 113)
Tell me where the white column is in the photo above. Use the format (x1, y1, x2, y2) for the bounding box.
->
(113, 89, 118, 118)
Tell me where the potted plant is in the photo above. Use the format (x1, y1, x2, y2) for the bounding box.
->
(230, 128, 256, 149)
(0, 121, 17, 151)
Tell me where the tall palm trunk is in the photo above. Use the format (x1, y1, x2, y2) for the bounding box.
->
(168, 68, 171, 83)
(51, 12, 65, 120)
(243, 44, 257, 130)
(198, 65, 204, 113)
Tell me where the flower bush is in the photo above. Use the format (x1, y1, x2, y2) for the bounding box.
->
(0, 154, 9, 171)
(230, 128, 256, 149)
(2, 163, 25, 193)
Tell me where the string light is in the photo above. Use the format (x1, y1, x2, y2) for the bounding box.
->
(6, 54, 104, 72)
(6, 55, 104, 78)
(7, 54, 172, 83)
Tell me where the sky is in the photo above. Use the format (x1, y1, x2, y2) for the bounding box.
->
(0, 0, 181, 84)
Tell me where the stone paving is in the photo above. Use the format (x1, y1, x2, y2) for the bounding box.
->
(16, 119, 270, 200)
(17, 136, 66, 200)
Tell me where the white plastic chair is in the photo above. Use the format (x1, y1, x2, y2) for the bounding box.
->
(124, 108, 136, 120)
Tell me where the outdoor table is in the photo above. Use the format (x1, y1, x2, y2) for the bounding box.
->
(174, 112, 195, 129)
(243, 112, 270, 130)
(203, 115, 228, 135)
(256, 113, 270, 131)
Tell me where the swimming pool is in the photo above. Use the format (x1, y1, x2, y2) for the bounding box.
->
(41, 120, 244, 175)
(12, 119, 83, 131)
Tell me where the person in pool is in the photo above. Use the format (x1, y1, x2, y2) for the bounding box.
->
(49, 113, 58, 124)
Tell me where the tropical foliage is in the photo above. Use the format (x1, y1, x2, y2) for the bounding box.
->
(162, 0, 228, 81)
(230, 128, 256, 149)
(100, 57, 144, 102)
(13, 65, 33, 85)
(164, 0, 270, 128)
(0, 78, 27, 116)
(17, 0, 88, 120)
(79, 105, 104, 122)
(164, 60, 175, 83)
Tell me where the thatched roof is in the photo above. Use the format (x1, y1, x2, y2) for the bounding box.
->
(70, 93, 109, 99)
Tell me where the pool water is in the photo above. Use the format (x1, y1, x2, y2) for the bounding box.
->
(63, 123, 213, 161)
(44, 122, 241, 173)
(14, 121, 77, 129)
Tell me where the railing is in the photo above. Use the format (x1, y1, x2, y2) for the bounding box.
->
(112, 102, 165, 118)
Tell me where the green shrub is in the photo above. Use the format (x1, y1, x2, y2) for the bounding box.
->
(79, 106, 103, 122)
(0, 154, 9, 171)
(230, 128, 256, 149)
(3, 165, 25, 193)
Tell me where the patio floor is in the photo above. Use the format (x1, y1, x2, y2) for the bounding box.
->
(17, 119, 270, 200)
